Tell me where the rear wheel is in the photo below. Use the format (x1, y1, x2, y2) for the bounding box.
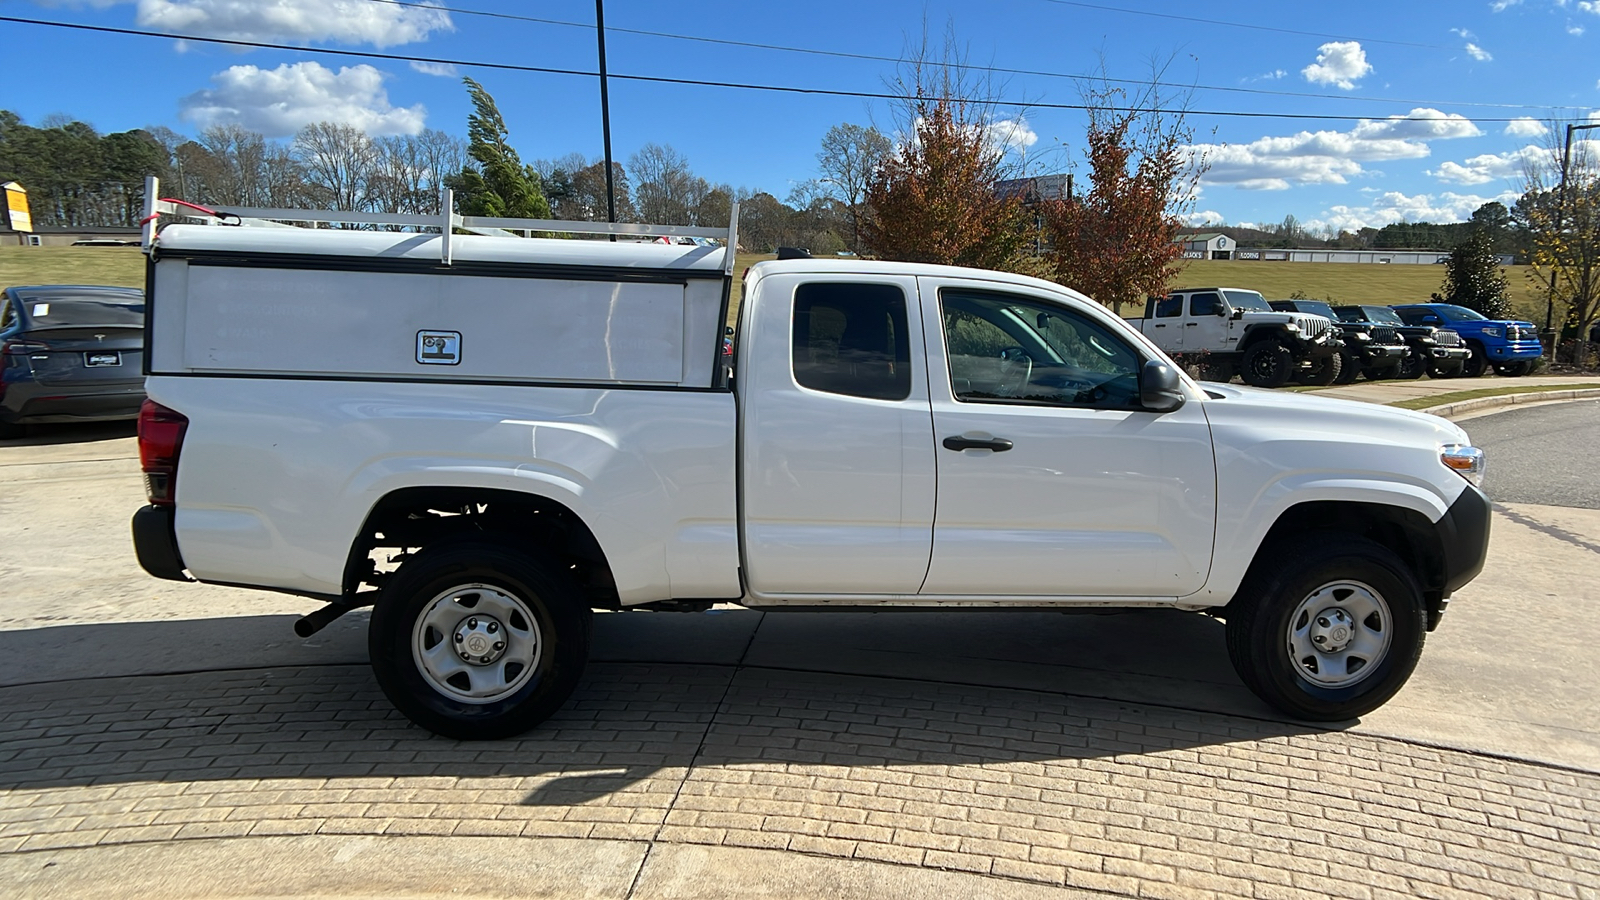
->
(1297, 353, 1341, 386)
(1462, 343, 1488, 378)
(1226, 535, 1425, 721)
(1241, 341, 1293, 388)
(369, 541, 591, 740)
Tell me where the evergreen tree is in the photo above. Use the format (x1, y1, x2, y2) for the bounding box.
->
(1435, 228, 1512, 319)
(452, 78, 550, 220)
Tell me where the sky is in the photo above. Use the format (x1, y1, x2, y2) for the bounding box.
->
(2, 0, 1595, 233)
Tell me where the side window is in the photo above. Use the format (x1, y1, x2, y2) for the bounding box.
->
(791, 282, 911, 401)
(1155, 295, 1184, 318)
(941, 290, 1142, 409)
(0, 297, 13, 331)
(1190, 292, 1222, 317)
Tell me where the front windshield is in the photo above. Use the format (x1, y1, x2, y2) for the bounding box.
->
(1364, 307, 1405, 326)
(1223, 290, 1272, 312)
(1291, 301, 1337, 319)
(1439, 305, 1487, 322)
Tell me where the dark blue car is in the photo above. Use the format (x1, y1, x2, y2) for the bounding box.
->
(0, 285, 146, 438)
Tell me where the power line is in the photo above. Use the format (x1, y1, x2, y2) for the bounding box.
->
(1036, 0, 1447, 49)
(354, 0, 1554, 112)
(0, 14, 1552, 124)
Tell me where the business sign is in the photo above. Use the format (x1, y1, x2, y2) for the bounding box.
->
(2, 182, 31, 233)
(1181, 251, 1204, 259)
(1236, 251, 1261, 260)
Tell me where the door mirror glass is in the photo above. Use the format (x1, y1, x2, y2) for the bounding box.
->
(1140, 360, 1185, 413)
(1230, 308, 1245, 320)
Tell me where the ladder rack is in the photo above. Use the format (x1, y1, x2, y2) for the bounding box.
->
(139, 175, 741, 275)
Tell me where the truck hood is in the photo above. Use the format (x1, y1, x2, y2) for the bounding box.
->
(1198, 382, 1471, 448)
(1241, 310, 1333, 339)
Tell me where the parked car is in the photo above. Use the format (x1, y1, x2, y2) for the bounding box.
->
(1391, 304, 1541, 377)
(0, 285, 145, 438)
(1269, 299, 1406, 384)
(130, 187, 1490, 737)
(1333, 305, 1471, 380)
(1130, 287, 1340, 387)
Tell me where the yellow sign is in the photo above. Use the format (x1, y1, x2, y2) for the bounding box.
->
(3, 182, 32, 233)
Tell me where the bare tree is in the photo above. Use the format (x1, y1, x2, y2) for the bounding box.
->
(630, 143, 704, 225)
(816, 123, 890, 252)
(295, 122, 378, 213)
(1519, 121, 1600, 364)
(371, 129, 465, 215)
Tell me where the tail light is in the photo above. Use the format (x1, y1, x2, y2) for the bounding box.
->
(138, 400, 189, 506)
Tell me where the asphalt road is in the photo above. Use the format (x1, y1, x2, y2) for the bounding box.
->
(1465, 399, 1600, 509)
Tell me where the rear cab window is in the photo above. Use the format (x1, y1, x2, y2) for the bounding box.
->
(791, 282, 911, 401)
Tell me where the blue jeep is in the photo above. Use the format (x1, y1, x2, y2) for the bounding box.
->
(1391, 303, 1542, 377)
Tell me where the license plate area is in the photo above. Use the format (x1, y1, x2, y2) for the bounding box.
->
(85, 352, 122, 367)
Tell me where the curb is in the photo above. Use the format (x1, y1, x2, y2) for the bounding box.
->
(1418, 387, 1600, 418)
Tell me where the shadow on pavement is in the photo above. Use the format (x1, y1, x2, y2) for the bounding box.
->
(0, 609, 1330, 805)
(0, 420, 136, 447)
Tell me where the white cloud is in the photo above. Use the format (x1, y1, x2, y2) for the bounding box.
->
(985, 116, 1038, 154)
(1188, 109, 1481, 190)
(409, 61, 458, 78)
(1429, 145, 1546, 185)
(179, 61, 426, 137)
(1465, 43, 1493, 61)
(1451, 27, 1477, 39)
(1506, 117, 1547, 136)
(1184, 210, 1227, 226)
(135, 0, 452, 48)
(1491, 0, 1523, 10)
(1570, 24, 1587, 35)
(1302, 41, 1373, 90)
(1306, 190, 1520, 232)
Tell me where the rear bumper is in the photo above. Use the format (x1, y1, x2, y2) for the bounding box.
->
(132, 505, 190, 582)
(0, 379, 145, 425)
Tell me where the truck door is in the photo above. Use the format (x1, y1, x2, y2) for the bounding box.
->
(1185, 291, 1232, 353)
(1145, 293, 1185, 352)
(738, 273, 936, 598)
(918, 278, 1216, 598)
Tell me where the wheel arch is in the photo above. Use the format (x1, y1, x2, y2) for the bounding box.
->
(1237, 325, 1286, 352)
(344, 485, 620, 609)
(1240, 499, 1448, 628)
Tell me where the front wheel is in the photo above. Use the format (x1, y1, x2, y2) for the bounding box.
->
(1241, 341, 1293, 388)
(1333, 349, 1361, 384)
(1493, 360, 1531, 377)
(1425, 358, 1461, 379)
(1296, 352, 1341, 386)
(1225, 535, 1425, 721)
(1462, 343, 1488, 378)
(1394, 349, 1426, 380)
(369, 541, 591, 740)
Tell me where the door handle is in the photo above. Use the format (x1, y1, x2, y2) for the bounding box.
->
(942, 435, 1014, 452)
(1185, 322, 1199, 326)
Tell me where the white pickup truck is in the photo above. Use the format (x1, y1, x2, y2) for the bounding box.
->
(130, 186, 1490, 739)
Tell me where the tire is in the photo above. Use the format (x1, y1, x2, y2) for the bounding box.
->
(369, 540, 591, 740)
(1333, 349, 1361, 384)
(1424, 359, 1461, 379)
(1225, 534, 1425, 722)
(1361, 363, 1399, 381)
(1296, 352, 1341, 386)
(1241, 341, 1293, 388)
(1492, 360, 1531, 377)
(1462, 342, 1488, 378)
(1394, 349, 1425, 380)
(1196, 360, 1235, 383)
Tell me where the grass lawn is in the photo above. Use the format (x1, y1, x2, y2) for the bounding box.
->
(0, 245, 145, 290)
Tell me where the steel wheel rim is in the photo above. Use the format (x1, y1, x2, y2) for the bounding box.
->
(1285, 580, 1393, 689)
(412, 583, 542, 704)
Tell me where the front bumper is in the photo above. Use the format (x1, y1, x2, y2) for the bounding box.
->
(1430, 346, 1471, 361)
(132, 505, 190, 582)
(1488, 340, 1543, 362)
(1437, 485, 1491, 596)
(1358, 344, 1410, 365)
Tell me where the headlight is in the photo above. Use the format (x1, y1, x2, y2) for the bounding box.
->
(1440, 444, 1485, 487)
(1285, 323, 1301, 333)
(1481, 326, 1502, 337)
(1352, 332, 1371, 341)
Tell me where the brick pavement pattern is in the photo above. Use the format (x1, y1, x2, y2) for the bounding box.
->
(0, 662, 1596, 899)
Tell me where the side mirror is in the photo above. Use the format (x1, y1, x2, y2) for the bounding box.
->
(1215, 306, 1228, 317)
(1421, 315, 1441, 325)
(1140, 360, 1186, 413)
(1230, 308, 1244, 320)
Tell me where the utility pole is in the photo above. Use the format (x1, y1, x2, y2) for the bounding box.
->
(595, 0, 616, 226)
(1545, 122, 1600, 348)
